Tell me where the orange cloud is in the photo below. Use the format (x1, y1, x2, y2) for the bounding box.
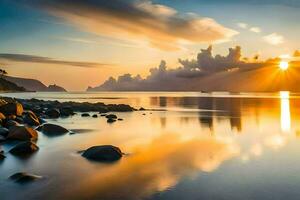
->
(28, 0, 238, 51)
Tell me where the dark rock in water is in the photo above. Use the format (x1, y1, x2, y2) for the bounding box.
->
(7, 125, 38, 141)
(59, 107, 74, 117)
(9, 172, 42, 184)
(38, 123, 69, 136)
(45, 108, 60, 118)
(0, 102, 23, 116)
(23, 111, 40, 126)
(0, 151, 5, 160)
(7, 115, 16, 120)
(139, 107, 146, 111)
(92, 114, 98, 118)
(81, 113, 90, 117)
(107, 118, 116, 123)
(0, 135, 6, 142)
(5, 120, 20, 128)
(15, 116, 24, 124)
(82, 145, 122, 162)
(9, 141, 39, 156)
(117, 118, 123, 121)
(106, 114, 117, 119)
(100, 114, 107, 117)
(106, 104, 134, 112)
(0, 127, 9, 137)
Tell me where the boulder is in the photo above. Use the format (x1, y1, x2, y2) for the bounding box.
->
(117, 118, 124, 121)
(23, 111, 40, 126)
(5, 120, 20, 128)
(107, 118, 116, 123)
(100, 114, 107, 117)
(0, 102, 23, 116)
(0, 135, 6, 142)
(45, 108, 60, 118)
(139, 107, 146, 111)
(38, 123, 69, 136)
(9, 141, 39, 156)
(7, 125, 38, 141)
(59, 107, 74, 117)
(81, 113, 90, 117)
(0, 127, 9, 137)
(0, 151, 5, 160)
(9, 172, 42, 184)
(82, 145, 123, 162)
(106, 114, 117, 119)
(92, 114, 98, 118)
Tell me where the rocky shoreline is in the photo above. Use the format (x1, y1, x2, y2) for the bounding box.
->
(0, 97, 143, 183)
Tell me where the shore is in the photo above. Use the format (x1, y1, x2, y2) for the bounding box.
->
(0, 96, 141, 183)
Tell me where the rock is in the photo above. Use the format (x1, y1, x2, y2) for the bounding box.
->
(0, 127, 9, 137)
(0, 135, 6, 142)
(7, 125, 38, 141)
(9, 172, 42, 184)
(106, 114, 117, 119)
(7, 115, 16, 120)
(23, 111, 40, 126)
(15, 117, 24, 124)
(139, 107, 146, 111)
(0, 112, 6, 120)
(82, 145, 123, 162)
(9, 141, 39, 156)
(81, 113, 90, 117)
(106, 104, 134, 112)
(0, 102, 23, 116)
(107, 118, 116, 123)
(59, 107, 74, 117)
(0, 151, 5, 160)
(45, 108, 60, 118)
(5, 120, 20, 128)
(117, 118, 123, 121)
(100, 114, 107, 117)
(92, 114, 98, 118)
(142, 113, 146, 115)
(37, 123, 69, 136)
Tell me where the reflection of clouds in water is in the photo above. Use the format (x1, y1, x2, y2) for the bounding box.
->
(67, 134, 239, 200)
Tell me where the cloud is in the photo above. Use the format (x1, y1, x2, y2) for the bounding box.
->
(88, 45, 268, 91)
(0, 53, 110, 68)
(20, 0, 238, 51)
(263, 33, 284, 45)
(237, 22, 248, 29)
(250, 27, 261, 33)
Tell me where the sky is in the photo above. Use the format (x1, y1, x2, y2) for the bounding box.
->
(1, 0, 300, 91)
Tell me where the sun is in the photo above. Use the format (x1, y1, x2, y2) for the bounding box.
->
(279, 61, 289, 70)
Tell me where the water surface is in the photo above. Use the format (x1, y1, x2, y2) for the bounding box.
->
(1, 91, 300, 200)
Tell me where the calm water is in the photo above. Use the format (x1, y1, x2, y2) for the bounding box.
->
(1, 91, 300, 200)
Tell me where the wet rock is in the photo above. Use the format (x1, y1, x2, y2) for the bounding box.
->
(15, 117, 24, 124)
(117, 118, 123, 121)
(0, 102, 23, 116)
(92, 114, 98, 118)
(81, 113, 90, 117)
(7, 125, 38, 141)
(45, 108, 60, 118)
(100, 114, 107, 117)
(0, 151, 5, 160)
(7, 115, 16, 120)
(9, 172, 42, 184)
(0, 112, 6, 120)
(107, 118, 116, 123)
(139, 107, 146, 111)
(82, 145, 123, 162)
(59, 107, 74, 117)
(142, 113, 146, 115)
(4, 120, 20, 129)
(106, 114, 117, 119)
(0, 127, 9, 137)
(9, 141, 39, 156)
(106, 104, 134, 112)
(23, 111, 40, 126)
(37, 123, 69, 136)
(0, 135, 6, 142)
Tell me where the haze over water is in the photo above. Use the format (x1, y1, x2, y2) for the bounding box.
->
(1, 91, 300, 200)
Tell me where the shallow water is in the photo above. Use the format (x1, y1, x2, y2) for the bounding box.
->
(1, 91, 300, 200)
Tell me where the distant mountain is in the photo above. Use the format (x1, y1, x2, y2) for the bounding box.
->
(0, 78, 26, 92)
(4, 76, 67, 92)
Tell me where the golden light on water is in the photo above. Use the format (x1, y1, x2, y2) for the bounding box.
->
(280, 91, 291, 132)
(279, 61, 289, 70)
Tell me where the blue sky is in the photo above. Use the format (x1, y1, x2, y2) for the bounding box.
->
(0, 0, 299, 90)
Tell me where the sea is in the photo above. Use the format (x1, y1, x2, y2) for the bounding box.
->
(1, 91, 300, 200)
